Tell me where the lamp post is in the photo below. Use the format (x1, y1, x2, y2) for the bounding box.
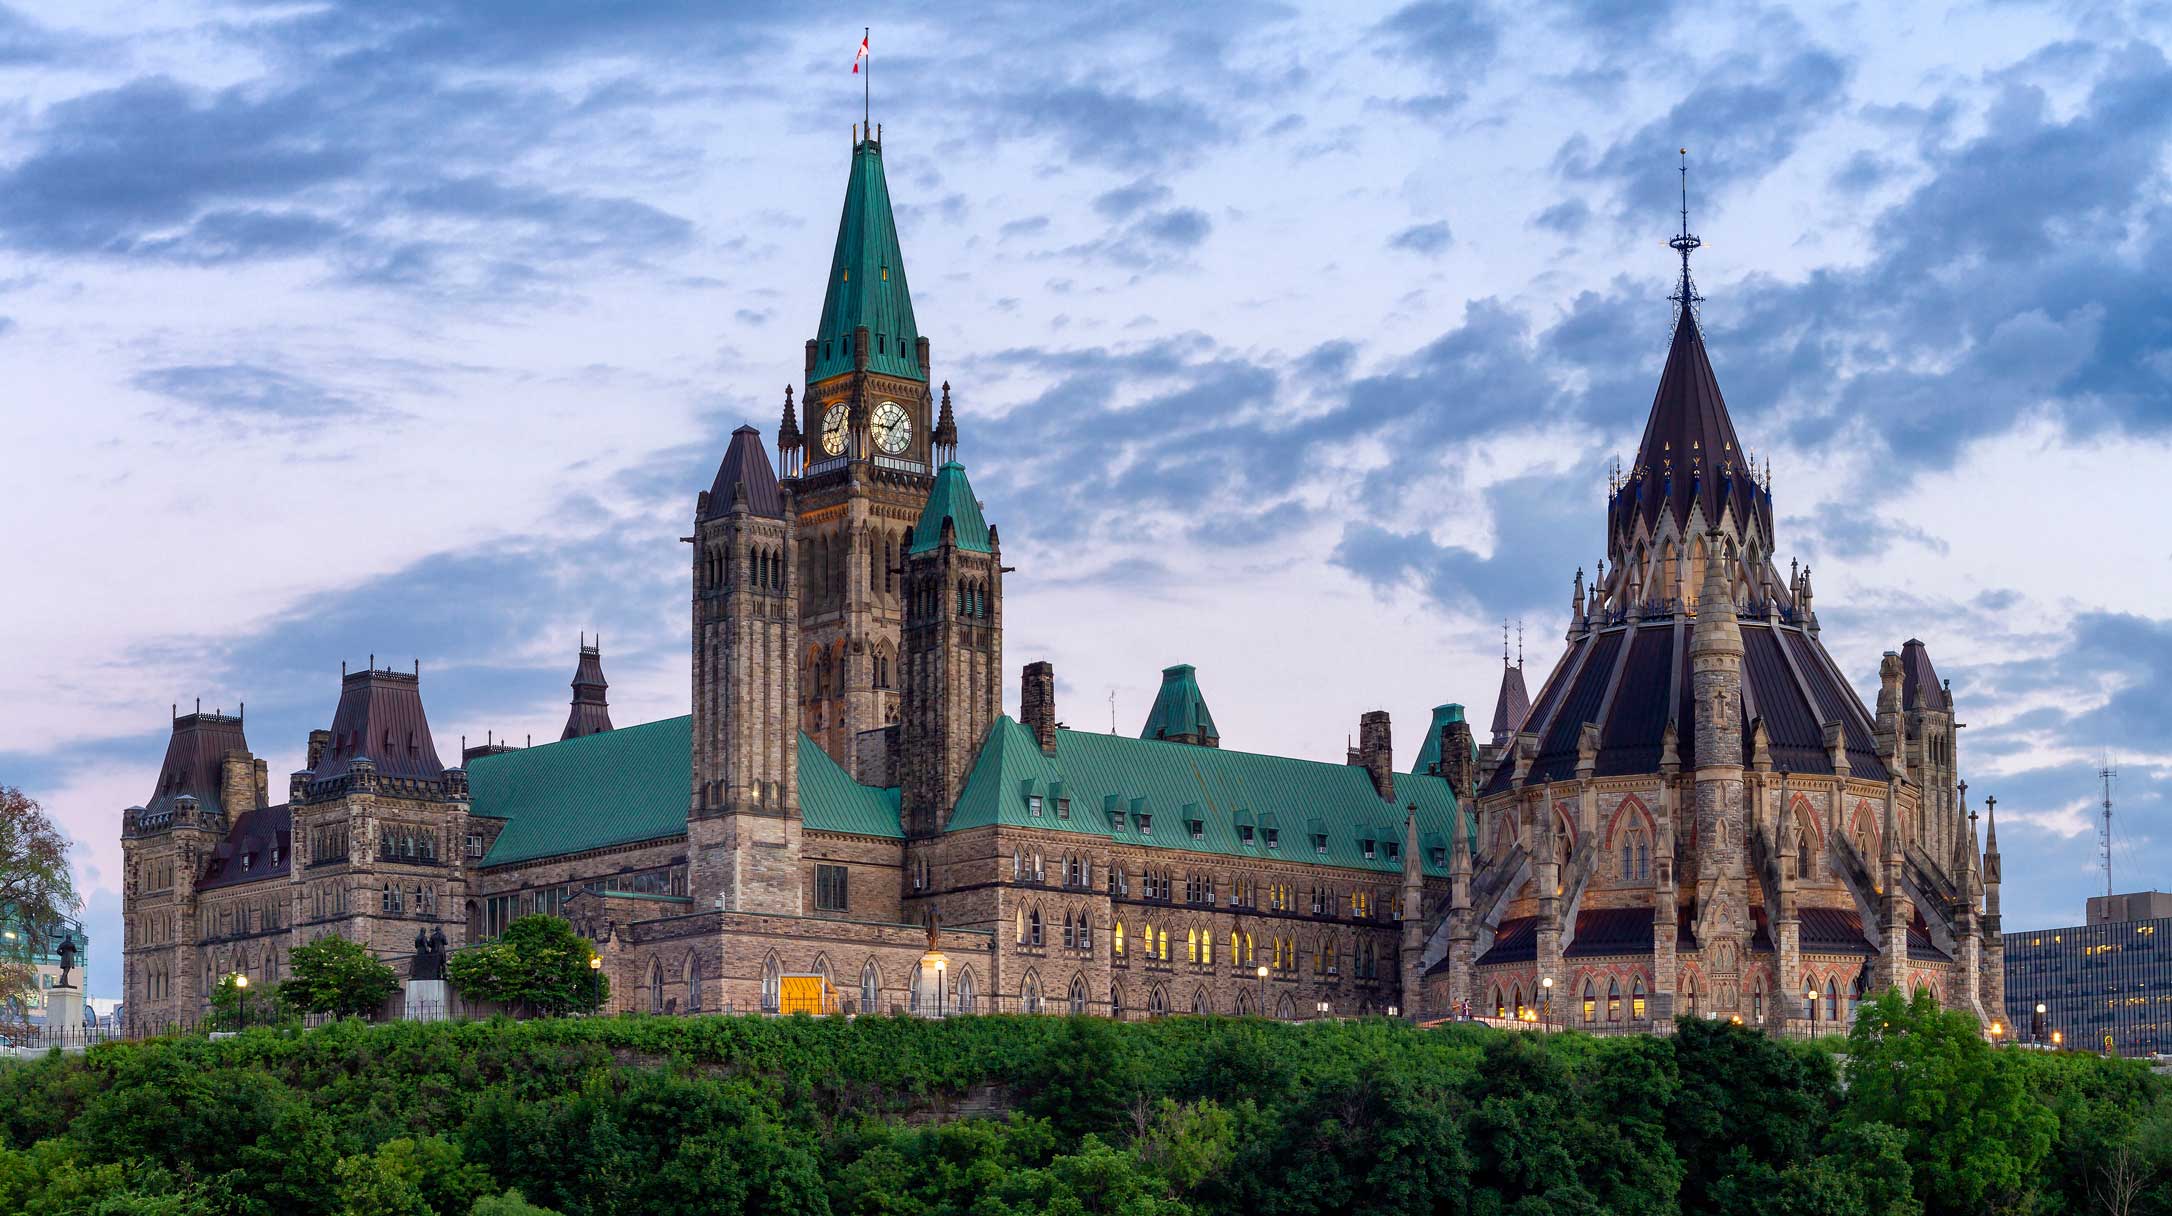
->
(1257, 964, 1269, 1018)
(1989, 1019, 2005, 1045)
(2032, 1002, 2048, 1046)
(1806, 984, 1818, 1030)
(234, 972, 249, 1030)
(936, 957, 947, 1019)
(2051, 1029, 2063, 1049)
(588, 954, 602, 1014)
(1541, 976, 1553, 1031)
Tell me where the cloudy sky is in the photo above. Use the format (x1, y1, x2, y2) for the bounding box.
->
(3, 1, 2166, 999)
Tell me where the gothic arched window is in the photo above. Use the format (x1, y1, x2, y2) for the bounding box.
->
(1021, 973, 1042, 1014)
(1825, 979, 1839, 1022)
(687, 955, 704, 1013)
(860, 960, 879, 1013)
(956, 968, 976, 1013)
(760, 955, 780, 1013)
(1069, 975, 1087, 1015)
(1583, 979, 1596, 1024)
(1796, 829, 1812, 880)
(1632, 977, 1647, 1020)
(1028, 907, 1043, 947)
(1607, 978, 1621, 1022)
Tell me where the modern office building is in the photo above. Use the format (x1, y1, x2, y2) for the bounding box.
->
(2005, 891, 2172, 1057)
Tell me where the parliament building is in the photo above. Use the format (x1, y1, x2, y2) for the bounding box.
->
(119, 126, 2001, 1033)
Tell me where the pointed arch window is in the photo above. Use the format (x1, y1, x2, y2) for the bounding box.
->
(1069, 975, 1087, 1015)
(1021, 974, 1042, 1014)
(1607, 978, 1622, 1022)
(1825, 979, 1839, 1022)
(1751, 976, 1764, 1022)
(1494, 987, 1506, 1019)
(761, 956, 781, 1013)
(860, 960, 879, 1013)
(1632, 977, 1647, 1021)
(650, 960, 666, 1013)
(1191, 988, 1209, 1015)
(1148, 986, 1168, 1017)
(1111, 985, 1125, 1019)
(956, 968, 976, 1013)
(1685, 974, 1698, 1016)
(1583, 979, 1596, 1024)
(1113, 921, 1125, 957)
(688, 955, 704, 1012)
(1797, 829, 1812, 880)
(1512, 985, 1525, 1019)
(1028, 907, 1043, 947)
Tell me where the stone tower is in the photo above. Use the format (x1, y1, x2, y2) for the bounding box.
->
(289, 664, 471, 958)
(1688, 529, 1749, 1010)
(1900, 639, 1958, 867)
(899, 460, 1002, 838)
(791, 126, 940, 772)
(689, 426, 803, 913)
(121, 707, 260, 1025)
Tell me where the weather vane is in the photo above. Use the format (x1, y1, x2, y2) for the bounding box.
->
(1669, 147, 1703, 329)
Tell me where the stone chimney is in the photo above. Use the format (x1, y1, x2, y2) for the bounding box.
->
(1022, 661, 1057, 754)
(306, 728, 332, 773)
(1357, 711, 1394, 801)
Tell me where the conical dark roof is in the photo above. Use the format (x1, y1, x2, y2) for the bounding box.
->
(1613, 309, 1771, 541)
(705, 425, 782, 519)
(1489, 662, 1530, 745)
(562, 641, 614, 740)
(1899, 638, 1950, 711)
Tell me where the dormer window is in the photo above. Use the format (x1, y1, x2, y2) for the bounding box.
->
(1136, 813, 1152, 835)
(1109, 809, 1126, 831)
(1362, 841, 1376, 860)
(1265, 828, 1280, 850)
(1238, 824, 1255, 844)
(1188, 819, 1204, 841)
(1027, 795, 1043, 817)
(1056, 798, 1071, 820)
(1429, 847, 1446, 867)
(1313, 833, 1328, 855)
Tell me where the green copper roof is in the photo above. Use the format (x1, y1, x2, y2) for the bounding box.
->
(945, 717, 1464, 877)
(798, 730, 904, 838)
(470, 716, 691, 866)
(470, 716, 901, 867)
(909, 461, 991, 554)
(811, 136, 922, 384)
(1410, 703, 1472, 778)
(1141, 664, 1218, 743)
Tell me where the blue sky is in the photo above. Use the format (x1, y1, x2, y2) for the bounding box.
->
(1, 1, 2165, 1000)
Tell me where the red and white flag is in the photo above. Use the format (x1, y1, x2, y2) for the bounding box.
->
(853, 34, 868, 73)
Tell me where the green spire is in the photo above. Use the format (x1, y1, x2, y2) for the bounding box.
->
(909, 461, 990, 554)
(1142, 665, 1219, 746)
(811, 134, 922, 384)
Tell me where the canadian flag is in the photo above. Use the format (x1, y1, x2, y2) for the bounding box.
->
(853, 34, 868, 72)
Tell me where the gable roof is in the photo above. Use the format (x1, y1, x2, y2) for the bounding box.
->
(946, 717, 1464, 877)
(909, 461, 991, 554)
(704, 425, 783, 519)
(1141, 664, 1218, 744)
(197, 803, 291, 891)
(469, 716, 902, 867)
(810, 134, 922, 383)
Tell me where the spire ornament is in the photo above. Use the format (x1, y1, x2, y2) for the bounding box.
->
(1669, 148, 1703, 330)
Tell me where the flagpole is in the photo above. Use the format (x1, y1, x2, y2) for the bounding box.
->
(864, 26, 870, 135)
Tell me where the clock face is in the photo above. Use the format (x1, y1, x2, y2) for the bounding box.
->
(872, 401, 911, 455)
(820, 403, 848, 456)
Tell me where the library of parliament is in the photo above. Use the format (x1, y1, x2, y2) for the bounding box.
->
(120, 125, 2004, 1033)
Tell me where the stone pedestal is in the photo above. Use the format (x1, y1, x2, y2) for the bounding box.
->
(404, 979, 449, 1022)
(47, 985, 84, 1038)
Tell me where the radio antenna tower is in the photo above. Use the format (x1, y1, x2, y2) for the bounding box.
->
(2098, 758, 2117, 898)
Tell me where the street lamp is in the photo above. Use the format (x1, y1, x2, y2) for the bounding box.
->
(2051, 1029, 2063, 1048)
(1541, 976, 1553, 1030)
(588, 954, 602, 1014)
(233, 972, 249, 1030)
(1989, 1019, 2005, 1044)
(1806, 985, 1818, 1027)
(935, 957, 947, 1019)
(1257, 964, 1269, 1018)
(2032, 1002, 2048, 1046)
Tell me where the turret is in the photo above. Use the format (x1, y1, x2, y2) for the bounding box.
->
(899, 461, 1003, 836)
(1398, 803, 1424, 1020)
(561, 636, 614, 740)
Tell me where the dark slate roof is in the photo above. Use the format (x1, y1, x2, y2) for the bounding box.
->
(1478, 916, 1538, 965)
(1610, 307, 1773, 541)
(946, 717, 1465, 877)
(470, 716, 900, 867)
(1140, 664, 1218, 744)
(1900, 638, 1950, 711)
(561, 643, 614, 741)
(312, 668, 445, 783)
(704, 425, 783, 519)
(1480, 618, 1891, 797)
(197, 803, 291, 891)
(145, 711, 251, 817)
(1410, 703, 1469, 777)
(810, 134, 923, 384)
(909, 461, 991, 554)
(1564, 907, 1655, 957)
(1488, 662, 1531, 743)
(1799, 906, 1877, 955)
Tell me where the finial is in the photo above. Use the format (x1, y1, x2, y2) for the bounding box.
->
(1502, 620, 1510, 665)
(1669, 147, 1703, 325)
(1516, 620, 1524, 666)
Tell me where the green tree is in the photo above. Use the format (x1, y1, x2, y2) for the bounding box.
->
(1017, 1016, 1144, 1145)
(445, 916, 605, 1017)
(280, 935, 401, 1020)
(471, 1192, 562, 1216)
(0, 786, 80, 1039)
(1669, 1015, 1837, 1212)
(333, 1136, 492, 1216)
(1842, 988, 2057, 1215)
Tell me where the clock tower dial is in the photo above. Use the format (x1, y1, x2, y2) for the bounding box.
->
(872, 400, 912, 455)
(820, 402, 848, 456)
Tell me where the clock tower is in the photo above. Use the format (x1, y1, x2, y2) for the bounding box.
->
(787, 124, 945, 774)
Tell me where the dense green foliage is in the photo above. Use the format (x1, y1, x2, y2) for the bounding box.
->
(445, 916, 606, 1017)
(0, 990, 2164, 1216)
(281, 937, 401, 1020)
